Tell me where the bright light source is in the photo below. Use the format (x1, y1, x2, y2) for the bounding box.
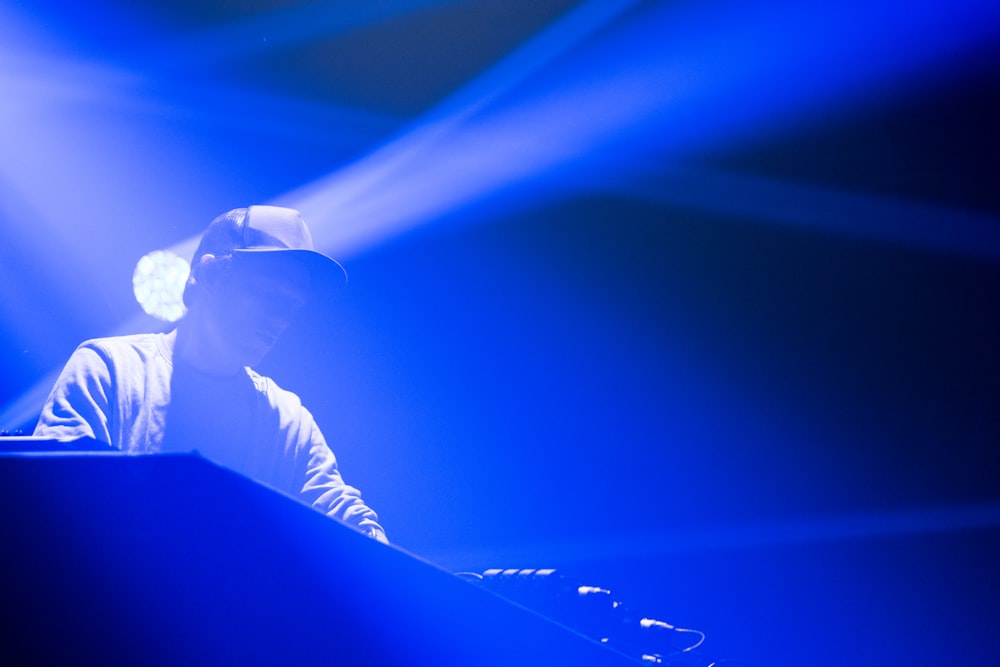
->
(132, 250, 189, 322)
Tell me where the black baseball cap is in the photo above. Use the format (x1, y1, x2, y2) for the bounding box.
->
(183, 205, 347, 305)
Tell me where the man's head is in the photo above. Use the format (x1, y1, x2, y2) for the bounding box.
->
(180, 206, 345, 370)
(183, 206, 345, 308)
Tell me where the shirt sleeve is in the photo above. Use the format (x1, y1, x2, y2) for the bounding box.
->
(295, 413, 389, 544)
(33, 344, 115, 446)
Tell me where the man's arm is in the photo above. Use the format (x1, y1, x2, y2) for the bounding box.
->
(299, 423, 389, 544)
(250, 375, 389, 543)
(34, 344, 114, 446)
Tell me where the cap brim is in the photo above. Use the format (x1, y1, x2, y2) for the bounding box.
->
(231, 248, 348, 300)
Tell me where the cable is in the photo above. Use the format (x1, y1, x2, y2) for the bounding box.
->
(640, 618, 706, 654)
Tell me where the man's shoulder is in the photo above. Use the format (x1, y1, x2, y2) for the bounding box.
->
(80, 332, 159, 347)
(244, 368, 307, 412)
(77, 333, 168, 364)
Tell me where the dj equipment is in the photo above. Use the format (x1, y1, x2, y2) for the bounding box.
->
(0, 441, 642, 666)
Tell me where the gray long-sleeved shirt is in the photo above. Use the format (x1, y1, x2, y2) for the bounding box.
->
(34, 332, 386, 542)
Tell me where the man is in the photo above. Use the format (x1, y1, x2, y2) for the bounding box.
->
(34, 205, 387, 543)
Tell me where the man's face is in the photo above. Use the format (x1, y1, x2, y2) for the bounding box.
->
(205, 257, 311, 367)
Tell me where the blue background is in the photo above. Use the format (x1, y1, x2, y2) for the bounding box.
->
(2, 1, 999, 664)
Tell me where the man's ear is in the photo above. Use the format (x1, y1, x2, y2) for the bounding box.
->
(188, 254, 226, 301)
(195, 254, 221, 285)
